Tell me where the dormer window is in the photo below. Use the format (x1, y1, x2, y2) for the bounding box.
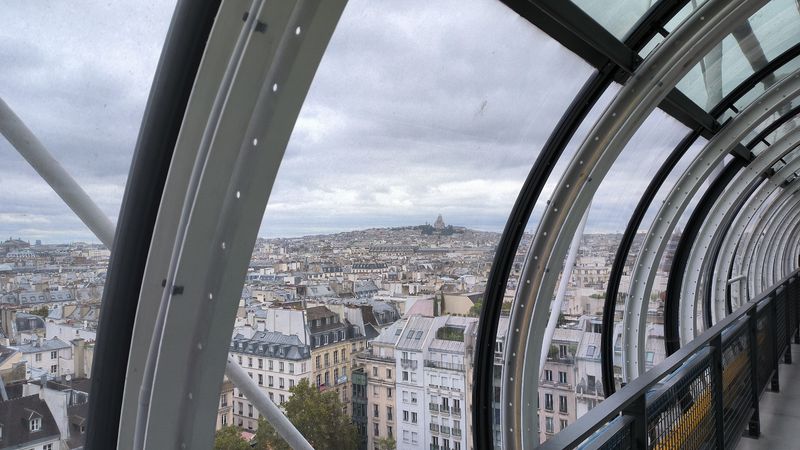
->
(30, 417, 41, 432)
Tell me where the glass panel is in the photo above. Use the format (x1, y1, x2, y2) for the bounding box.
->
(533, 108, 691, 444)
(677, 0, 800, 111)
(570, 0, 656, 40)
(718, 54, 800, 123)
(0, 2, 175, 449)
(242, 0, 596, 448)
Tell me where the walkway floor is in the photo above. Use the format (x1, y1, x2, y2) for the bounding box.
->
(737, 343, 800, 449)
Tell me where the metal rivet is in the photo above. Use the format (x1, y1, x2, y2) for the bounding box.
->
(295, 26, 302, 35)
(272, 83, 278, 92)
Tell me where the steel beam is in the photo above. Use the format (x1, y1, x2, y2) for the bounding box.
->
(0, 99, 115, 247)
(121, 1, 347, 449)
(503, 1, 766, 447)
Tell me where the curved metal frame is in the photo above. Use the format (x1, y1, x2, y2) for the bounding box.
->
(86, 1, 222, 448)
(753, 194, 800, 295)
(604, 41, 800, 390)
(716, 180, 784, 309)
(739, 186, 800, 298)
(663, 159, 743, 350)
(624, 68, 800, 373)
(680, 126, 800, 328)
(117, 2, 348, 448)
(502, 1, 766, 447)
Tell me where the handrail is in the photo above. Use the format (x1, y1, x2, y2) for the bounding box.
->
(541, 269, 799, 449)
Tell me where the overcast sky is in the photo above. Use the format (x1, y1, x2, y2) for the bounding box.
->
(0, 0, 692, 244)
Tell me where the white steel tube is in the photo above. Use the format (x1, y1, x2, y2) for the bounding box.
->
(539, 207, 589, 377)
(0, 97, 115, 248)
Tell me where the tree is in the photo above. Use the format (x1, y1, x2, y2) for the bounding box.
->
(254, 379, 358, 450)
(376, 436, 396, 450)
(468, 300, 482, 317)
(29, 306, 49, 318)
(214, 426, 250, 450)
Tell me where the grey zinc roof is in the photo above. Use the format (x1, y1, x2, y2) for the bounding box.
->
(395, 315, 434, 351)
(230, 331, 310, 360)
(14, 337, 71, 354)
(373, 318, 407, 345)
(0, 394, 60, 448)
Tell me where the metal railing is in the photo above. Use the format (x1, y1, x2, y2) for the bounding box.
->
(541, 271, 799, 449)
(401, 359, 418, 369)
(425, 360, 465, 371)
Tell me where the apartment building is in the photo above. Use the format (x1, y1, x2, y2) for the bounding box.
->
(356, 318, 406, 450)
(13, 337, 74, 378)
(308, 305, 366, 414)
(538, 328, 581, 443)
(229, 330, 311, 430)
(216, 379, 234, 430)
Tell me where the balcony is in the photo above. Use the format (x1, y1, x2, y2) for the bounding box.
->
(440, 405, 450, 414)
(452, 428, 462, 437)
(400, 359, 418, 370)
(440, 425, 451, 435)
(429, 423, 440, 432)
(430, 445, 440, 450)
(429, 402, 440, 412)
(451, 407, 461, 417)
(424, 360, 465, 372)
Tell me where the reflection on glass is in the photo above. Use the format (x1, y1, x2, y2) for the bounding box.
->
(570, 0, 655, 40)
(676, 0, 800, 111)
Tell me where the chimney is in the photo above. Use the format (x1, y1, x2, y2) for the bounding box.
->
(72, 338, 86, 378)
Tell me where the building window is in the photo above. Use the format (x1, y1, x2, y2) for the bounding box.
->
(316, 356, 321, 369)
(35, 353, 42, 362)
(559, 395, 568, 414)
(545, 416, 554, 434)
(258, 374, 263, 386)
(279, 394, 285, 403)
(50, 364, 57, 374)
(411, 412, 417, 424)
(325, 372, 330, 385)
(560, 419, 568, 431)
(558, 371, 567, 384)
(44, 444, 53, 450)
(403, 410, 409, 422)
(374, 404, 380, 418)
(372, 367, 378, 376)
(279, 378, 285, 389)
(544, 370, 552, 381)
(258, 358, 263, 369)
(289, 379, 295, 389)
(30, 417, 41, 431)
(221, 414, 227, 426)
(387, 406, 393, 421)
(237, 355, 242, 365)
(289, 363, 294, 374)
(248, 404, 253, 418)
(387, 387, 392, 398)
(410, 392, 417, 404)
(559, 345, 567, 359)
(387, 425, 393, 438)
(279, 361, 285, 372)
(324, 354, 329, 367)
(334, 352, 339, 364)
(248, 357, 253, 367)
(269, 359, 274, 370)
(50, 351, 57, 360)
(374, 423, 379, 437)
(386, 368, 392, 379)
(402, 371, 408, 381)
(544, 394, 553, 411)
(268, 376, 274, 387)
(334, 368, 339, 381)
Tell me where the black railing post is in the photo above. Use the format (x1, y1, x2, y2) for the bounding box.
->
(747, 307, 761, 437)
(770, 297, 780, 392)
(622, 395, 648, 449)
(785, 284, 793, 364)
(710, 335, 725, 449)
(793, 277, 800, 344)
